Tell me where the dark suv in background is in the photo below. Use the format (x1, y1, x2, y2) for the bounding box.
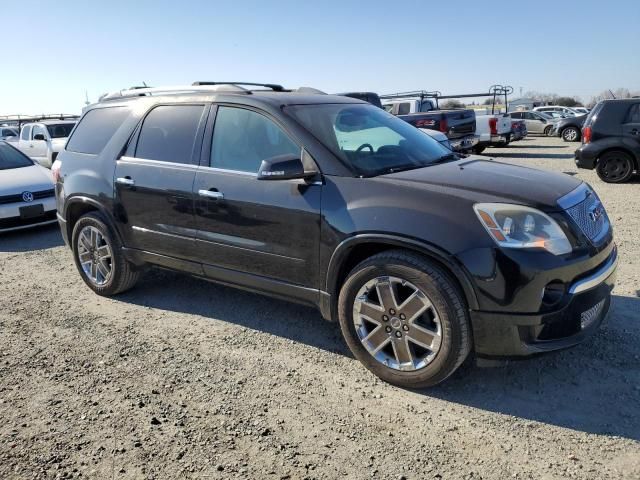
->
(575, 99, 640, 183)
(54, 82, 617, 387)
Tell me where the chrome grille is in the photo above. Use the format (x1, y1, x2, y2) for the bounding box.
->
(565, 190, 609, 242)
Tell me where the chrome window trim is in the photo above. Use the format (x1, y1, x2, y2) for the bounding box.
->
(118, 156, 199, 170)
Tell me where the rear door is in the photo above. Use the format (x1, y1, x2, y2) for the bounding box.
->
(524, 112, 544, 133)
(622, 102, 640, 158)
(114, 103, 207, 264)
(192, 105, 321, 292)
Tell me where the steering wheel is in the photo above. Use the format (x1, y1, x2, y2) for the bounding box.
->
(355, 143, 374, 155)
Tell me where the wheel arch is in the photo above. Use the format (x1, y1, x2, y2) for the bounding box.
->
(64, 196, 121, 247)
(325, 234, 479, 320)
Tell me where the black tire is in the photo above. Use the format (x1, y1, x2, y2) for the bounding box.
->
(337, 250, 472, 388)
(544, 125, 553, 136)
(596, 151, 635, 183)
(473, 146, 486, 154)
(562, 126, 581, 142)
(71, 212, 140, 295)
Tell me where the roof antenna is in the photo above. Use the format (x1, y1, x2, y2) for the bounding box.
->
(142, 81, 148, 87)
(84, 90, 90, 106)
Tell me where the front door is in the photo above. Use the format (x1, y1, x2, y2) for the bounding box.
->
(193, 105, 321, 292)
(30, 125, 49, 165)
(113, 104, 207, 264)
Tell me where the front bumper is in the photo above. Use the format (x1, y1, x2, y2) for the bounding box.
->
(0, 197, 57, 233)
(470, 247, 617, 357)
(449, 134, 478, 152)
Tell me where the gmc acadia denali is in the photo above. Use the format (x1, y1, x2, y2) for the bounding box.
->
(54, 82, 618, 387)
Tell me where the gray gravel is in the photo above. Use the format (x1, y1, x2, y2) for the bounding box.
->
(0, 135, 639, 479)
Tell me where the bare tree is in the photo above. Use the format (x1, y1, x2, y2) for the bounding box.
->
(441, 100, 465, 109)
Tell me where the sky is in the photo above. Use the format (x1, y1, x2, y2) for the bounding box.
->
(1, 0, 639, 115)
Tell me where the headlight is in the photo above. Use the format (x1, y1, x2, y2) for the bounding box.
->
(474, 203, 572, 255)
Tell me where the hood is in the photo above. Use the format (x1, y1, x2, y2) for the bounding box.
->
(381, 156, 581, 210)
(0, 164, 54, 196)
(51, 138, 67, 152)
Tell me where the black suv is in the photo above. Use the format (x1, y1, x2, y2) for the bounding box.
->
(55, 82, 617, 387)
(575, 99, 640, 183)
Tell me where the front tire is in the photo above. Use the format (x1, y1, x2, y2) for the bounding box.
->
(72, 212, 140, 295)
(473, 146, 486, 154)
(562, 126, 580, 142)
(544, 125, 553, 136)
(596, 151, 635, 183)
(337, 250, 472, 388)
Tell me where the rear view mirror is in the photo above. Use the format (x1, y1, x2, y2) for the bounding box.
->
(257, 154, 317, 181)
(33, 134, 46, 141)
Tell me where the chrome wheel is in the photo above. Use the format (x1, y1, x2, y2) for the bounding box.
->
(77, 226, 113, 286)
(352, 276, 442, 371)
(563, 127, 579, 142)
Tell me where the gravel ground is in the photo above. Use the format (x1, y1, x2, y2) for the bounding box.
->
(1, 135, 639, 480)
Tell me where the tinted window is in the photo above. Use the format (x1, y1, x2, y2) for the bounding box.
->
(32, 125, 47, 139)
(135, 105, 204, 163)
(397, 103, 411, 115)
(46, 123, 75, 138)
(510, 112, 522, 119)
(21, 126, 31, 141)
(625, 104, 640, 123)
(1, 128, 17, 137)
(67, 107, 129, 155)
(0, 143, 33, 170)
(211, 107, 300, 173)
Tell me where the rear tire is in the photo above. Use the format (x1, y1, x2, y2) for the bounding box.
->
(562, 126, 580, 142)
(596, 151, 635, 183)
(337, 250, 472, 388)
(72, 212, 140, 296)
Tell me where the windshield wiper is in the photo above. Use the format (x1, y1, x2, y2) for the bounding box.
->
(431, 153, 459, 164)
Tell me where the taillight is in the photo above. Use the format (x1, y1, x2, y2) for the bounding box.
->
(51, 160, 62, 183)
(489, 117, 498, 135)
(582, 126, 592, 144)
(439, 118, 448, 133)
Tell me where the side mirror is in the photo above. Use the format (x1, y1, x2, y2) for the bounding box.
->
(33, 134, 46, 141)
(257, 154, 316, 181)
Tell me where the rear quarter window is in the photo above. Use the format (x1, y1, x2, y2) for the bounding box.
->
(625, 103, 640, 123)
(66, 107, 130, 155)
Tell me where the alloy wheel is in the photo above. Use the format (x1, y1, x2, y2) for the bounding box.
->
(77, 226, 113, 286)
(563, 128, 579, 142)
(352, 276, 442, 371)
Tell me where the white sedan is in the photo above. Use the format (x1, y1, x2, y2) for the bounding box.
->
(0, 141, 57, 233)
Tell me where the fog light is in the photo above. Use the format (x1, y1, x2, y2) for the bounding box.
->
(542, 281, 566, 307)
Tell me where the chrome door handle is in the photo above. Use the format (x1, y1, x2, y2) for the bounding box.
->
(116, 177, 135, 186)
(198, 189, 224, 200)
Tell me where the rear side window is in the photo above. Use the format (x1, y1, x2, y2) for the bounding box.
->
(211, 106, 299, 173)
(135, 105, 204, 164)
(584, 102, 604, 127)
(66, 107, 129, 154)
(625, 104, 640, 123)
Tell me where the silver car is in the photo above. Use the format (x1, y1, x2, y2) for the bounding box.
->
(0, 141, 56, 233)
(510, 111, 559, 135)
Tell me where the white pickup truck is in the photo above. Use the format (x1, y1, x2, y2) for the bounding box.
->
(471, 109, 512, 154)
(15, 120, 76, 168)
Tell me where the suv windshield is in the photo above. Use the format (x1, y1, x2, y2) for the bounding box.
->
(0, 143, 34, 170)
(46, 123, 75, 138)
(286, 103, 452, 176)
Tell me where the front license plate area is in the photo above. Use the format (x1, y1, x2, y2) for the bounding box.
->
(19, 204, 44, 219)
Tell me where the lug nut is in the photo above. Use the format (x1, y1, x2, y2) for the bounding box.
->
(389, 308, 396, 315)
(395, 331, 402, 338)
(402, 325, 409, 331)
(385, 326, 392, 333)
(382, 315, 389, 322)
(399, 313, 406, 320)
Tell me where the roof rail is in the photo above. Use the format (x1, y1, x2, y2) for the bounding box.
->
(98, 84, 252, 102)
(379, 90, 442, 100)
(0, 114, 79, 127)
(192, 81, 286, 91)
